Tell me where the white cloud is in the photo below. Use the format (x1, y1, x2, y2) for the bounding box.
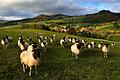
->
(0, 16, 25, 21)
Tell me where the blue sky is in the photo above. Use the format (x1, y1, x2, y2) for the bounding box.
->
(0, 0, 120, 20)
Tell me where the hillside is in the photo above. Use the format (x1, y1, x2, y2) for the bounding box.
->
(84, 10, 120, 23)
(0, 28, 120, 80)
(0, 10, 120, 27)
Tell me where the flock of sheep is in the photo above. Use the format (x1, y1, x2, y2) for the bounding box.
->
(1, 33, 113, 76)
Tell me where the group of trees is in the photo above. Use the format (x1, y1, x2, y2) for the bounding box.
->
(113, 22, 120, 29)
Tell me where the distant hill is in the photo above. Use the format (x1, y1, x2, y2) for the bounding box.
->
(0, 20, 8, 23)
(84, 10, 120, 23)
(34, 14, 69, 21)
(0, 14, 69, 27)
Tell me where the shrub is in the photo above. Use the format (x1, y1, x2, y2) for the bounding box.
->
(21, 23, 50, 30)
(107, 34, 120, 42)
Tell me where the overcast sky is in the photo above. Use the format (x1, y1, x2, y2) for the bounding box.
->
(0, 0, 120, 20)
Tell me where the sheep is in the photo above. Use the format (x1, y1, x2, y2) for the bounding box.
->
(37, 36, 43, 44)
(71, 42, 83, 59)
(18, 36, 24, 47)
(20, 48, 41, 76)
(91, 41, 96, 48)
(41, 40, 48, 52)
(27, 43, 38, 52)
(5, 36, 13, 42)
(111, 43, 115, 46)
(52, 34, 56, 42)
(44, 36, 48, 41)
(81, 39, 87, 47)
(98, 42, 103, 49)
(1, 37, 9, 46)
(72, 38, 77, 44)
(102, 44, 109, 59)
(49, 36, 54, 43)
(60, 37, 67, 47)
(18, 38, 29, 51)
(1, 36, 13, 46)
(88, 43, 92, 49)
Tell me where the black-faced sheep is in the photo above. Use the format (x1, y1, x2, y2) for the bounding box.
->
(1, 36, 13, 46)
(60, 37, 67, 47)
(102, 44, 109, 59)
(91, 41, 96, 48)
(18, 38, 29, 51)
(1, 37, 9, 46)
(98, 42, 103, 49)
(41, 40, 48, 52)
(20, 48, 41, 76)
(71, 42, 83, 59)
(88, 43, 92, 49)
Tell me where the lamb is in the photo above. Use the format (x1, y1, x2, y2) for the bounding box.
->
(71, 42, 82, 59)
(20, 48, 41, 76)
(102, 44, 109, 59)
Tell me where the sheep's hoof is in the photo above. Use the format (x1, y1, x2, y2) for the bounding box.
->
(29, 73, 31, 76)
(76, 57, 78, 60)
(35, 71, 38, 75)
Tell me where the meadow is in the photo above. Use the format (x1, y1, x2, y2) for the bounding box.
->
(0, 28, 120, 80)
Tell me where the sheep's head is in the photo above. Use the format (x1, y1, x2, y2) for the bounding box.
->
(32, 48, 41, 60)
(77, 42, 84, 49)
(104, 43, 109, 47)
(32, 43, 38, 48)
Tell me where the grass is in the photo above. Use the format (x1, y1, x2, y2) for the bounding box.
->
(0, 28, 120, 80)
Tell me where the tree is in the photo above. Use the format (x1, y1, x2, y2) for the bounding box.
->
(113, 22, 120, 29)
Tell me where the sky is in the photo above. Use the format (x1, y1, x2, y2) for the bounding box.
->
(0, 0, 120, 20)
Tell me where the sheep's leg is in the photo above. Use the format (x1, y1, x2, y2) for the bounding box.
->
(75, 54, 78, 59)
(103, 52, 108, 59)
(4, 45, 8, 54)
(35, 67, 38, 75)
(26, 65, 28, 69)
(61, 44, 64, 48)
(71, 52, 74, 56)
(22, 63, 25, 73)
(29, 67, 32, 76)
(44, 48, 46, 52)
(105, 52, 108, 59)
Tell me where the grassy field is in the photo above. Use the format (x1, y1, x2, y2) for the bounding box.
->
(0, 28, 120, 80)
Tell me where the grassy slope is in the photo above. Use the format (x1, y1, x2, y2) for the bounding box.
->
(96, 23, 120, 31)
(0, 28, 120, 80)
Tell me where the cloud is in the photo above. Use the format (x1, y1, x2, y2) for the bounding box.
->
(0, 16, 25, 21)
(0, 0, 98, 19)
(0, 0, 119, 20)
